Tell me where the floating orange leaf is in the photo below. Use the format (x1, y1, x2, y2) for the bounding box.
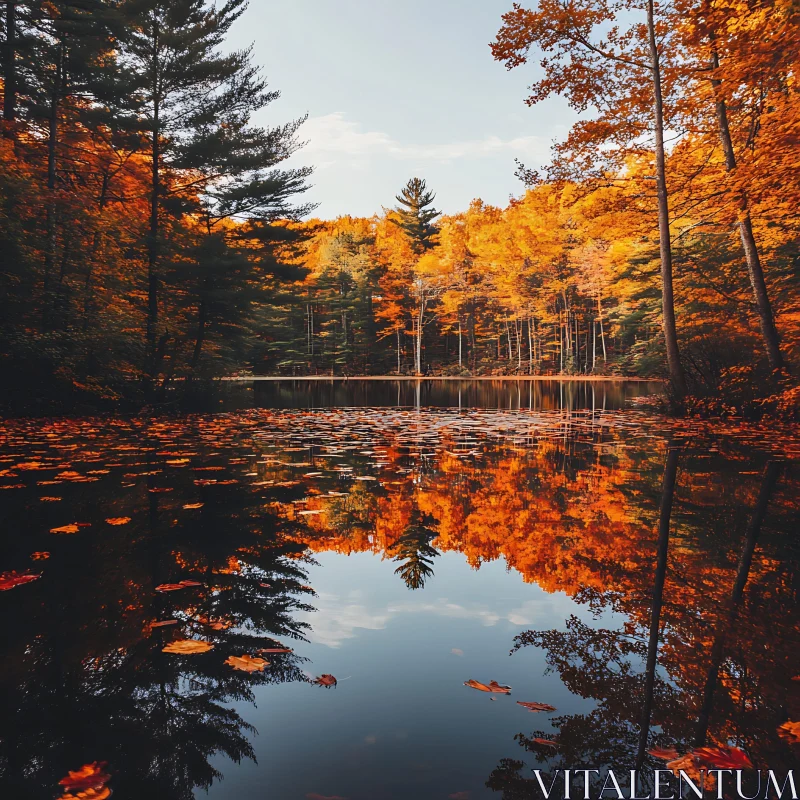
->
(648, 747, 680, 761)
(154, 580, 202, 592)
(0, 571, 41, 591)
(105, 517, 131, 526)
(31, 552, 51, 560)
(51, 523, 80, 534)
(226, 654, 269, 672)
(692, 746, 753, 769)
(778, 721, 800, 744)
(162, 640, 214, 655)
(517, 701, 556, 712)
(58, 761, 112, 792)
(464, 679, 511, 694)
(532, 738, 558, 748)
(314, 674, 337, 687)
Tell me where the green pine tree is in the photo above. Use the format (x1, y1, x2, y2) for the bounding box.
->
(393, 177, 440, 254)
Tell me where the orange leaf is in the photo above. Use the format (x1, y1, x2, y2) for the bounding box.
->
(226, 654, 269, 673)
(162, 640, 214, 655)
(0, 571, 41, 591)
(778, 721, 800, 744)
(692, 746, 753, 769)
(51, 523, 80, 534)
(648, 747, 680, 761)
(105, 517, 131, 526)
(517, 701, 556, 712)
(58, 762, 112, 792)
(464, 679, 511, 694)
(314, 674, 337, 687)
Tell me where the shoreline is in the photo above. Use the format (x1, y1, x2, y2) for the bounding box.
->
(222, 375, 664, 383)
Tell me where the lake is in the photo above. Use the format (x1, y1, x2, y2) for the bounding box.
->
(0, 380, 798, 800)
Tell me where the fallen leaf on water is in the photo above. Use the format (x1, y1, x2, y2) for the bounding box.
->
(150, 620, 178, 628)
(692, 745, 753, 769)
(154, 580, 202, 592)
(226, 654, 269, 673)
(58, 762, 112, 792)
(51, 523, 80, 534)
(314, 674, 337, 687)
(464, 679, 511, 694)
(666, 755, 715, 791)
(40, 496, 62, 502)
(778, 721, 800, 744)
(532, 738, 558, 749)
(162, 640, 214, 655)
(105, 517, 131, 526)
(31, 552, 51, 560)
(517, 701, 557, 713)
(59, 787, 111, 800)
(0, 571, 41, 591)
(183, 503, 204, 509)
(648, 747, 680, 761)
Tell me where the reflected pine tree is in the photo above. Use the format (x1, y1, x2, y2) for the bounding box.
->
(388, 510, 440, 590)
(0, 475, 316, 799)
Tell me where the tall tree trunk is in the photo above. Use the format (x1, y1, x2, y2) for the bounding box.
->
(396, 325, 401, 375)
(597, 296, 607, 362)
(458, 317, 462, 369)
(147, 21, 161, 384)
(415, 298, 424, 375)
(694, 461, 780, 746)
(2, 0, 16, 127)
(708, 41, 784, 371)
(528, 317, 534, 375)
(191, 294, 207, 370)
(635, 446, 680, 768)
(647, 0, 688, 399)
(43, 43, 64, 313)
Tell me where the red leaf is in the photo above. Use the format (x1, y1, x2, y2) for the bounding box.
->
(58, 761, 112, 791)
(517, 701, 557, 712)
(692, 746, 753, 769)
(0, 571, 41, 591)
(648, 747, 681, 761)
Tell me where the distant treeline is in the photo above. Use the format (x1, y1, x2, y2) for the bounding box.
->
(1, 0, 798, 416)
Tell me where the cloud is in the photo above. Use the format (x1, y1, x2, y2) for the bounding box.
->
(298, 112, 549, 168)
(305, 593, 391, 648)
(388, 597, 501, 626)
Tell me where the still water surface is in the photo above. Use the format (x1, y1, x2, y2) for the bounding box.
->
(1, 381, 798, 800)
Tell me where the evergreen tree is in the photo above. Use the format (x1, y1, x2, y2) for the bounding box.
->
(393, 176, 440, 254)
(119, 0, 263, 386)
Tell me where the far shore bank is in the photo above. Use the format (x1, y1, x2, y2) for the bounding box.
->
(222, 375, 664, 383)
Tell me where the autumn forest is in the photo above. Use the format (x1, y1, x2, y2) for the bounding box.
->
(0, 0, 798, 414)
(1, 3, 800, 798)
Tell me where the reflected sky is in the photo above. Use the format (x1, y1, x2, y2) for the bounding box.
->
(0, 386, 798, 800)
(206, 552, 613, 800)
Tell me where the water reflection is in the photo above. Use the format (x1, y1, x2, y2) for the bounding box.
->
(244, 377, 655, 411)
(0, 402, 797, 799)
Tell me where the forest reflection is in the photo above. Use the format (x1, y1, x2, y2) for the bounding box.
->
(0, 407, 798, 799)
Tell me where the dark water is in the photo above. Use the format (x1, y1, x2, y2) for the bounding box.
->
(1, 381, 798, 800)
(242, 378, 658, 411)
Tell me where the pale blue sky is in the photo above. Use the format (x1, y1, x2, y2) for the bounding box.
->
(229, 1, 575, 218)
